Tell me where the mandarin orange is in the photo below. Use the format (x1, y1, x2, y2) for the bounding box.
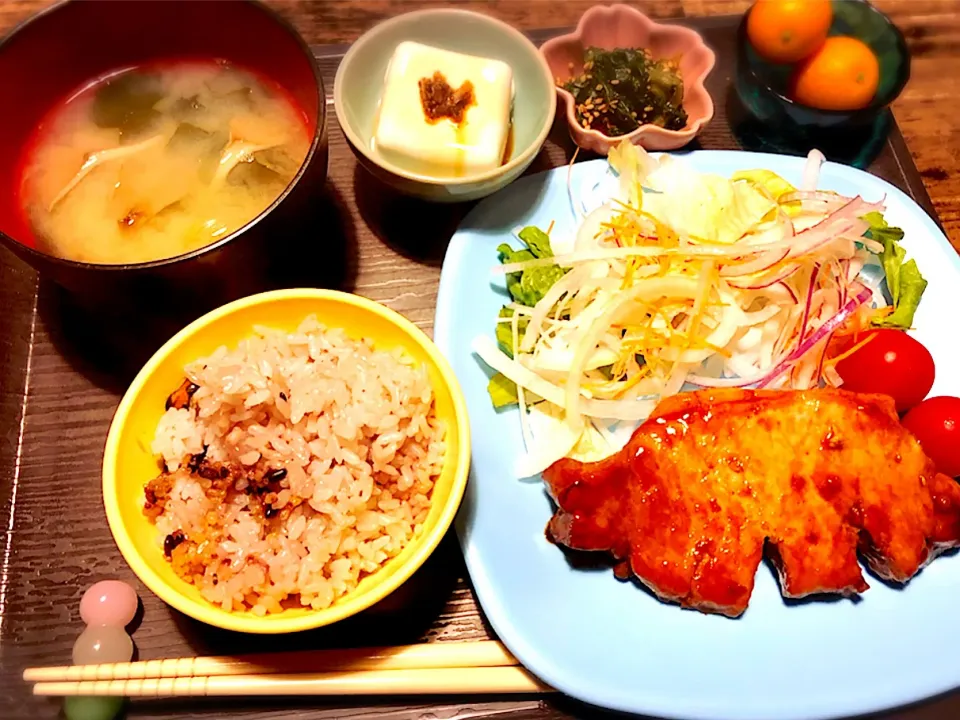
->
(790, 36, 881, 110)
(746, 0, 833, 64)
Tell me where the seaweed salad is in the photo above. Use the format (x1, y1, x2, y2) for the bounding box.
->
(563, 47, 687, 135)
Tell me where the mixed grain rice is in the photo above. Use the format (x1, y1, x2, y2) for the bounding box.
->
(144, 316, 445, 615)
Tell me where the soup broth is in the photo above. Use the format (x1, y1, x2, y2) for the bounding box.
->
(21, 60, 310, 265)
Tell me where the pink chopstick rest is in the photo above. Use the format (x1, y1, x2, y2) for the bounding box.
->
(79, 580, 139, 628)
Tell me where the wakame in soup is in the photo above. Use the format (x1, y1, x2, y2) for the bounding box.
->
(20, 60, 310, 265)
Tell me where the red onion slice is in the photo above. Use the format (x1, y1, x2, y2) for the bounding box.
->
(787, 217, 869, 260)
(835, 196, 884, 220)
(814, 336, 831, 386)
(798, 263, 821, 343)
(725, 263, 801, 290)
(781, 190, 847, 211)
(756, 283, 872, 388)
(687, 284, 872, 390)
(776, 280, 799, 304)
(719, 248, 790, 278)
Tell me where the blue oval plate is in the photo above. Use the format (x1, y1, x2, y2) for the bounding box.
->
(433, 151, 960, 720)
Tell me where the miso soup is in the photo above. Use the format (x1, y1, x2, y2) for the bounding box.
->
(20, 60, 310, 265)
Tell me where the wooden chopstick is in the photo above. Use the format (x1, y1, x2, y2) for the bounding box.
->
(24, 640, 523, 683)
(24, 640, 517, 683)
(32, 666, 553, 697)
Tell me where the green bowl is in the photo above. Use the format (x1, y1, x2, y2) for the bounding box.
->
(735, 0, 910, 130)
(334, 9, 556, 203)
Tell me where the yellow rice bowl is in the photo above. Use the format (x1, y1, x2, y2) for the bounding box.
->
(103, 289, 470, 633)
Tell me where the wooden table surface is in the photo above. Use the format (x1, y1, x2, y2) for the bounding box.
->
(1, 2, 959, 720)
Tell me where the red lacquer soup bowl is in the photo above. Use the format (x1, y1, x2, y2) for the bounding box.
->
(0, 0, 328, 308)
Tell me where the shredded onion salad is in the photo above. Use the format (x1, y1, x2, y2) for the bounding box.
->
(473, 144, 929, 478)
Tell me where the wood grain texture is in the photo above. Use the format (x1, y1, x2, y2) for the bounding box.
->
(0, 3, 959, 720)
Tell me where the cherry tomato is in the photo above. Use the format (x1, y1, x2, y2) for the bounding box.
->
(834, 329, 934, 412)
(902, 397, 960, 477)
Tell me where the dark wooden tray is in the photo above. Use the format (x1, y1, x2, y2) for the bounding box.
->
(1, 15, 956, 720)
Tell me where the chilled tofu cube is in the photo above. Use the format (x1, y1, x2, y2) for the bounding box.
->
(373, 41, 513, 177)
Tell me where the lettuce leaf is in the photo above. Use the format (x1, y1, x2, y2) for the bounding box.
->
(518, 226, 554, 259)
(731, 169, 802, 217)
(863, 211, 905, 245)
(731, 169, 797, 202)
(488, 307, 530, 409)
(608, 140, 656, 207)
(875, 259, 927, 329)
(490, 225, 563, 409)
(864, 212, 926, 329)
(864, 211, 906, 305)
(640, 159, 777, 244)
(487, 373, 519, 409)
(495, 306, 529, 358)
(497, 225, 567, 307)
(497, 243, 536, 304)
(608, 144, 780, 244)
(879, 232, 906, 306)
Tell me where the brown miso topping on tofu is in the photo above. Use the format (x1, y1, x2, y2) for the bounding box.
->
(418, 72, 475, 125)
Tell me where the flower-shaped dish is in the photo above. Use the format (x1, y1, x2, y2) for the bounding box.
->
(540, 4, 716, 155)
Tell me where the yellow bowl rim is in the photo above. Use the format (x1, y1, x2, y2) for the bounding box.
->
(102, 288, 471, 634)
